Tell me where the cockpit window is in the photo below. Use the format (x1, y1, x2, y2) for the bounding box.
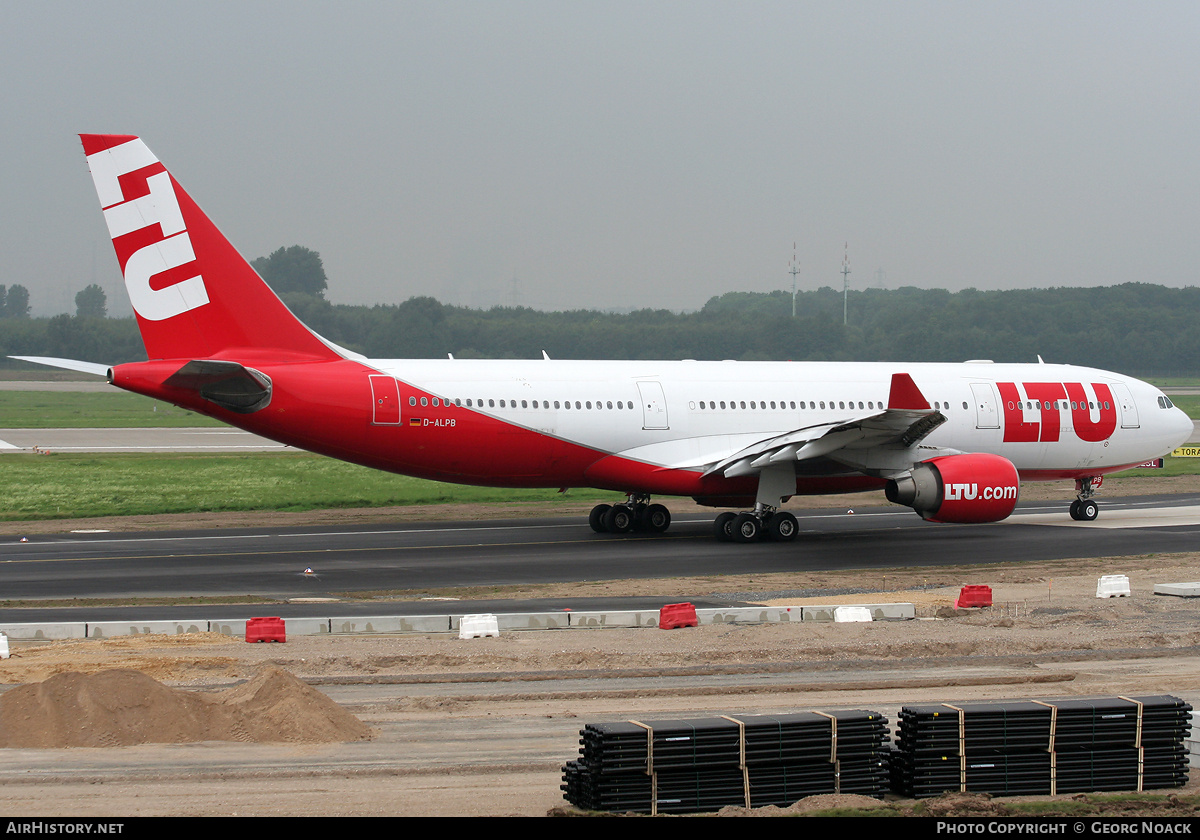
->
(1158, 396, 1175, 409)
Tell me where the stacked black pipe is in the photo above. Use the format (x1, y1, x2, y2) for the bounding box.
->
(890, 695, 1191, 798)
(561, 710, 889, 814)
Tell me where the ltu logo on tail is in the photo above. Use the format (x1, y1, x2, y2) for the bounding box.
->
(86, 138, 209, 321)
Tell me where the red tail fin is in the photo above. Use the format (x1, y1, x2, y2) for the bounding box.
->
(80, 135, 339, 362)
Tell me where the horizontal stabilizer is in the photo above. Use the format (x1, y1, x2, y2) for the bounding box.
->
(9, 355, 111, 378)
(163, 360, 272, 414)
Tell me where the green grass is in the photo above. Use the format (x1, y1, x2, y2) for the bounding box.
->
(1, 449, 1194, 522)
(0, 391, 222, 428)
(0, 453, 600, 521)
(1147, 377, 1200, 388)
(1113, 455, 1200, 478)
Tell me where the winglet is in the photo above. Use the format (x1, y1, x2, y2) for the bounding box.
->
(887, 373, 930, 410)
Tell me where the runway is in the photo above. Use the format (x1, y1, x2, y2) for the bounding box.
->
(2, 493, 1198, 623)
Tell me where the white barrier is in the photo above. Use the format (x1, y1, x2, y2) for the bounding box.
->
(1097, 575, 1131, 598)
(458, 614, 500, 639)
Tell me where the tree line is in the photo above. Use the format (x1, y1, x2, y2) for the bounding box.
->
(0, 285, 31, 319)
(3, 246, 1196, 376)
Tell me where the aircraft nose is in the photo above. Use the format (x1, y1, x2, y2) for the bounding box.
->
(1174, 407, 1196, 447)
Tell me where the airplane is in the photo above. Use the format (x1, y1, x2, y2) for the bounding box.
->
(13, 134, 1194, 542)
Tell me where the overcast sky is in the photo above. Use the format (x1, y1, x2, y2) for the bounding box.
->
(2, 1, 1197, 317)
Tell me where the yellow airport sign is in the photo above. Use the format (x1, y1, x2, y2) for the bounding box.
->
(1172, 446, 1200, 458)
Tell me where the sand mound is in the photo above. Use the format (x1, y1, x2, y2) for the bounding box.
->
(0, 666, 371, 748)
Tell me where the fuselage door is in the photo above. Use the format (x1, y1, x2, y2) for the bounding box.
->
(970, 382, 1000, 429)
(1110, 383, 1140, 429)
(369, 374, 401, 425)
(636, 381, 669, 430)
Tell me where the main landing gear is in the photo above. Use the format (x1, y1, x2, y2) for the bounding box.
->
(712, 462, 800, 542)
(1069, 476, 1100, 521)
(713, 507, 799, 542)
(589, 495, 672, 534)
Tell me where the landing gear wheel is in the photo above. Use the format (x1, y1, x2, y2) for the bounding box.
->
(604, 505, 636, 533)
(1069, 499, 1081, 520)
(713, 512, 737, 542)
(766, 511, 798, 541)
(641, 503, 671, 533)
(589, 504, 612, 533)
(732, 513, 761, 542)
(1078, 500, 1099, 521)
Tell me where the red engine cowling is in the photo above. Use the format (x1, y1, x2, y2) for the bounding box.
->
(885, 453, 1020, 523)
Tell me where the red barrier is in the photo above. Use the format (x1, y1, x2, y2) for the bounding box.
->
(957, 585, 993, 608)
(659, 602, 698, 629)
(246, 616, 286, 642)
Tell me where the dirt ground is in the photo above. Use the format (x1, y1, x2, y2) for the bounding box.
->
(1, 554, 1199, 815)
(0, 475, 1198, 817)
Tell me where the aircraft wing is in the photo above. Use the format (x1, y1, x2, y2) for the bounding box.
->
(702, 373, 947, 479)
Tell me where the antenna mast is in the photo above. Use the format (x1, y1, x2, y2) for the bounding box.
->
(841, 242, 851, 326)
(788, 241, 801, 318)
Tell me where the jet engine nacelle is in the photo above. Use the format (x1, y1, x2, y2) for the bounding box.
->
(885, 453, 1020, 523)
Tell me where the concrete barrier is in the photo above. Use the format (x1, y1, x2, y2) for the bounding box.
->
(332, 615, 451, 634)
(0, 623, 87, 641)
(698, 607, 801, 624)
(1155, 582, 1200, 598)
(0, 601, 918, 641)
(801, 603, 916, 622)
(493, 612, 571, 630)
(211, 617, 332, 637)
(88, 620, 207, 638)
(566, 610, 660, 629)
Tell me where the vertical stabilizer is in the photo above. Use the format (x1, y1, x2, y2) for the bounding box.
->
(80, 135, 339, 362)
